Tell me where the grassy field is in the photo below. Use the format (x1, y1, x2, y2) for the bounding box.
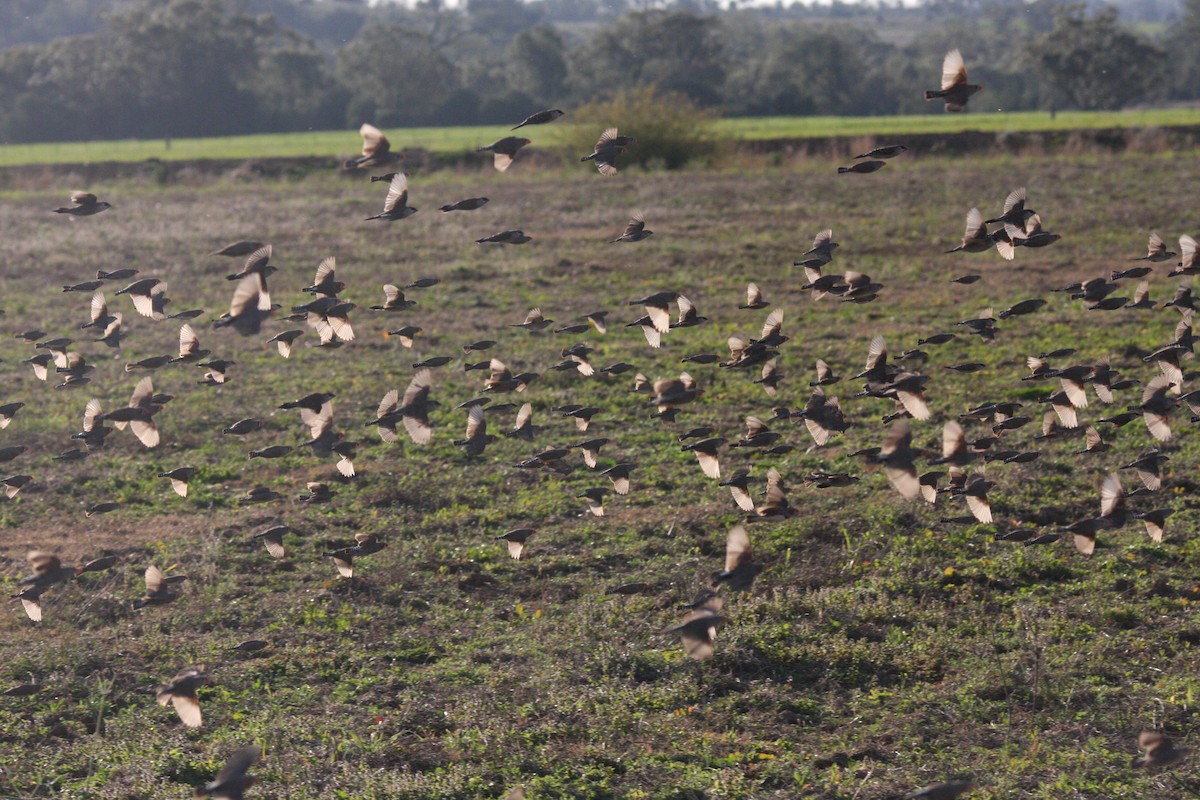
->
(1, 107, 1199, 167)
(2, 151, 1200, 799)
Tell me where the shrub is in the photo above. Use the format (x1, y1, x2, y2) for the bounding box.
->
(564, 84, 719, 172)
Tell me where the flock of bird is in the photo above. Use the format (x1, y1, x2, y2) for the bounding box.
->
(5, 49, 1194, 797)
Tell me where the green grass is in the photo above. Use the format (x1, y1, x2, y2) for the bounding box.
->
(2, 152, 1200, 798)
(1, 107, 1199, 167)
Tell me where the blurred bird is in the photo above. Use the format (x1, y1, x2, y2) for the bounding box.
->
(477, 230, 531, 244)
(666, 595, 724, 661)
(612, 212, 654, 243)
(156, 666, 205, 728)
(159, 466, 198, 497)
(581, 127, 635, 175)
(345, 123, 401, 170)
(476, 136, 531, 172)
(210, 241, 264, 258)
(498, 528, 534, 559)
(1132, 731, 1191, 769)
(54, 191, 112, 216)
(440, 197, 489, 212)
(1133, 233, 1176, 262)
(325, 533, 384, 578)
(195, 744, 261, 799)
(924, 49, 983, 111)
(512, 109, 564, 130)
(713, 524, 761, 591)
(135, 565, 184, 608)
(838, 160, 886, 174)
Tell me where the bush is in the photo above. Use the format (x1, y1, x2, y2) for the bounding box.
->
(564, 84, 719, 172)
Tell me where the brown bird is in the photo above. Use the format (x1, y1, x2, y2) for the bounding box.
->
(115, 278, 167, 321)
(879, 419, 920, 501)
(254, 525, 291, 558)
(370, 285, 416, 312)
(211, 240, 265, 258)
(713, 524, 761, 591)
(324, 533, 384, 578)
(579, 487, 608, 516)
(159, 466, 198, 497)
(740, 282, 769, 310)
(1134, 232, 1176, 262)
(265, 330, 302, 358)
(135, 565, 185, 608)
(53, 191, 112, 216)
(1168, 235, 1198, 276)
(612, 212, 654, 243)
(371, 369, 437, 444)
(345, 123, 401, 170)
(215, 271, 274, 335)
(945, 208, 1000, 256)
(650, 373, 703, 413)
(454, 405, 496, 456)
(477, 230, 531, 245)
(195, 744, 261, 799)
(1132, 731, 1191, 769)
(665, 595, 724, 661)
(387, 325, 422, 348)
(682, 437, 723, 479)
(581, 127, 634, 176)
(924, 49, 983, 111)
(904, 780, 974, 800)
(13, 552, 76, 621)
(476, 136, 531, 172)
(156, 666, 205, 728)
(497, 528, 534, 560)
(365, 172, 416, 221)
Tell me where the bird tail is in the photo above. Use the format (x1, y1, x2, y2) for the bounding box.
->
(837, 167, 851, 174)
(923, 90, 942, 100)
(580, 154, 595, 162)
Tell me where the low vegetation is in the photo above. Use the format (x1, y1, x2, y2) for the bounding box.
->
(1, 147, 1199, 799)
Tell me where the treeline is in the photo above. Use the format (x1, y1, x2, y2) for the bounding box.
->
(0, 0, 1197, 144)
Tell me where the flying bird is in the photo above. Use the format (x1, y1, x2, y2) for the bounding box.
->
(924, 49, 983, 111)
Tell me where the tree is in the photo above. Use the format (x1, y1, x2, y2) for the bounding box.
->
(568, 11, 725, 107)
(336, 22, 461, 127)
(504, 25, 568, 104)
(1027, 4, 1169, 110)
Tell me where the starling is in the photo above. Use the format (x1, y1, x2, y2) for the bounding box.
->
(365, 173, 416, 221)
(512, 109, 564, 130)
(476, 136, 531, 172)
(53, 191, 112, 216)
(345, 123, 401, 170)
(923, 49, 983, 111)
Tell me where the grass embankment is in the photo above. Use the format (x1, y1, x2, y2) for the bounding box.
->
(1, 153, 1199, 798)
(0, 108, 1198, 166)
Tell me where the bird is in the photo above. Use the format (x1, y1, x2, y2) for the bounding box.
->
(665, 595, 724, 661)
(855, 144, 907, 159)
(135, 565, 185, 608)
(345, 123, 401, 169)
(740, 283, 769, 310)
(1134, 233, 1177, 262)
(325, 533, 384, 578)
(440, 197, 489, 212)
(477, 230, 531, 244)
(210, 240, 265, 258)
(1132, 731, 1191, 769)
(945, 208, 1000, 256)
(114, 278, 167, 321)
(476, 136, 531, 172)
(497, 528, 534, 559)
(581, 127, 634, 175)
(512, 108, 564, 130)
(713, 524, 761, 591)
(612, 212, 654, 243)
(159, 466, 198, 497)
(903, 780, 974, 800)
(370, 369, 437, 444)
(513, 308, 553, 331)
(366, 172, 416, 221)
(924, 49, 983, 111)
(254, 525, 291, 558)
(156, 666, 205, 728)
(370, 285, 416, 312)
(195, 744, 261, 799)
(53, 191, 112, 216)
(838, 160, 886, 174)
(454, 405, 496, 456)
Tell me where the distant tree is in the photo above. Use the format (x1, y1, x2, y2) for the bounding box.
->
(504, 25, 568, 104)
(336, 22, 461, 126)
(253, 30, 346, 132)
(568, 11, 725, 106)
(1166, 0, 1200, 99)
(466, 0, 543, 45)
(1027, 4, 1169, 110)
(101, 0, 273, 137)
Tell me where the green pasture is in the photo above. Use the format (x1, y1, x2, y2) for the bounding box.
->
(1, 108, 1198, 167)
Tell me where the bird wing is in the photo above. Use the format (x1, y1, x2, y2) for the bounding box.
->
(941, 48, 968, 90)
(360, 123, 391, 157)
(383, 173, 409, 214)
